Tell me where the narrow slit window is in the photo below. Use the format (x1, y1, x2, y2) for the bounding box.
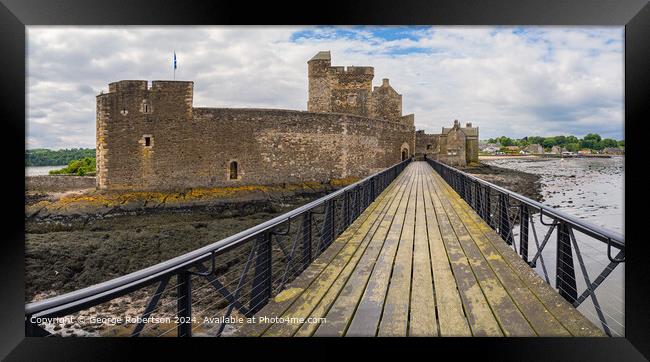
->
(229, 161, 238, 180)
(144, 137, 151, 147)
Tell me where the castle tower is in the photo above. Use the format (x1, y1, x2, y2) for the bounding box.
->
(307, 51, 374, 117)
(96, 80, 194, 190)
(307, 51, 332, 113)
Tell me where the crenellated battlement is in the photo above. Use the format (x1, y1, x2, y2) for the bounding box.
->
(329, 66, 374, 76)
(106, 80, 194, 94)
(308, 51, 402, 121)
(108, 80, 148, 93)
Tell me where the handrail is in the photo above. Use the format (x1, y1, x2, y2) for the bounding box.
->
(426, 157, 625, 336)
(25, 158, 412, 318)
(428, 159, 624, 249)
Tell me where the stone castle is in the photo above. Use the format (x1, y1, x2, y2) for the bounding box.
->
(415, 120, 479, 166)
(96, 51, 477, 191)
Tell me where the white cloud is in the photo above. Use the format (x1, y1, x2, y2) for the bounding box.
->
(26, 25, 624, 149)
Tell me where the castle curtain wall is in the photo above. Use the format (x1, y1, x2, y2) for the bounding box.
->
(98, 101, 414, 190)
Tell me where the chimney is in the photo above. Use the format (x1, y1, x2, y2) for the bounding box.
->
(454, 119, 459, 127)
(382, 78, 389, 86)
(466, 122, 472, 128)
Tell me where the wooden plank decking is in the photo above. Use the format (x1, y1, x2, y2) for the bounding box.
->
(234, 161, 604, 337)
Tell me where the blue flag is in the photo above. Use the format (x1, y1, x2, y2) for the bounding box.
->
(173, 51, 177, 70)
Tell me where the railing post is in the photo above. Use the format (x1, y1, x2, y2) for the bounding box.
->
(556, 222, 577, 303)
(479, 186, 489, 224)
(343, 191, 350, 227)
(499, 193, 513, 244)
(354, 187, 360, 219)
(250, 232, 272, 314)
(321, 200, 334, 248)
(301, 212, 312, 271)
(331, 199, 337, 240)
(470, 181, 476, 211)
(462, 175, 468, 201)
(177, 271, 192, 337)
(520, 205, 530, 262)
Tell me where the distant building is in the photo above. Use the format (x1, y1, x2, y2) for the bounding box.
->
(578, 149, 592, 155)
(479, 143, 500, 154)
(604, 147, 624, 155)
(551, 145, 566, 154)
(415, 120, 479, 166)
(524, 144, 544, 154)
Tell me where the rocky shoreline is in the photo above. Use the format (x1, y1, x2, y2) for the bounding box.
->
(460, 162, 544, 202)
(26, 183, 345, 336)
(25, 182, 348, 301)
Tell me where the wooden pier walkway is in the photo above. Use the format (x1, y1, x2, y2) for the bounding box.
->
(234, 161, 604, 337)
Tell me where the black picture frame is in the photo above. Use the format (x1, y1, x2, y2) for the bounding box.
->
(2, 0, 648, 360)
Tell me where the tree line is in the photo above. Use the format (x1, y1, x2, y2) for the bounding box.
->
(26, 148, 96, 166)
(485, 134, 624, 152)
(49, 157, 96, 176)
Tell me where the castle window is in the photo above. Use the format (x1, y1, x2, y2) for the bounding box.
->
(229, 161, 238, 180)
(141, 134, 153, 148)
(427, 144, 432, 150)
(347, 94, 357, 105)
(141, 100, 152, 114)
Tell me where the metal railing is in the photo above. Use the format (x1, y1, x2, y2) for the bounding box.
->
(426, 158, 625, 336)
(25, 158, 412, 337)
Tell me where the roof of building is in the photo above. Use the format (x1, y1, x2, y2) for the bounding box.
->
(310, 51, 331, 61)
(441, 127, 478, 137)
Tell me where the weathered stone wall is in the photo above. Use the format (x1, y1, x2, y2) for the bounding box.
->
(329, 66, 374, 117)
(369, 79, 402, 122)
(307, 53, 332, 113)
(97, 80, 194, 190)
(416, 120, 479, 166)
(415, 131, 440, 159)
(308, 51, 405, 123)
(465, 137, 479, 163)
(26, 175, 96, 192)
(308, 52, 375, 116)
(438, 127, 467, 166)
(99, 82, 415, 191)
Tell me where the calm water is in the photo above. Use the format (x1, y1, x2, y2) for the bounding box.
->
(26, 165, 66, 176)
(482, 156, 625, 336)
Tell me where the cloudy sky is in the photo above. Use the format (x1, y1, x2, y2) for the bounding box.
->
(26, 26, 624, 150)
